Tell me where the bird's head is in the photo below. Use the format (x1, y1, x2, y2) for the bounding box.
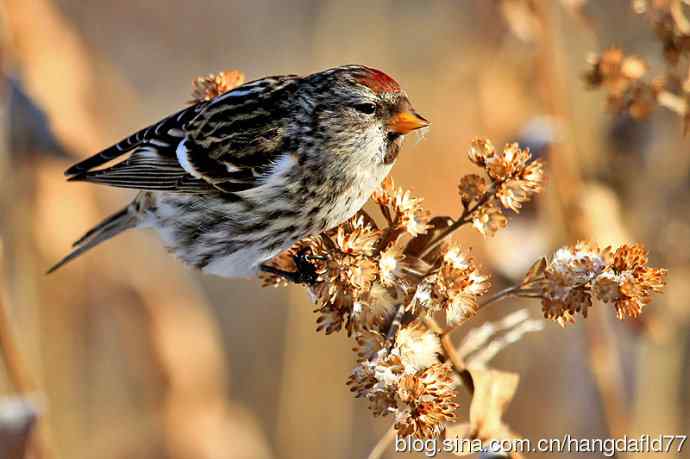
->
(298, 65, 429, 166)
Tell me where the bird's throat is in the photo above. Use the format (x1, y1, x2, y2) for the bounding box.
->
(383, 141, 402, 165)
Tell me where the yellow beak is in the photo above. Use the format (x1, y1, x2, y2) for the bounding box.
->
(388, 111, 430, 135)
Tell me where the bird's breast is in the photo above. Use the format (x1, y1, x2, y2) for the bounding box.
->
(309, 161, 394, 230)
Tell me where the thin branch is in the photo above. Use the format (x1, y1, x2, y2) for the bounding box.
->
(441, 333, 475, 394)
(0, 287, 50, 459)
(423, 316, 444, 335)
(424, 316, 474, 394)
(418, 189, 496, 259)
(441, 284, 524, 337)
(0, 298, 34, 393)
(479, 285, 523, 309)
(385, 304, 405, 342)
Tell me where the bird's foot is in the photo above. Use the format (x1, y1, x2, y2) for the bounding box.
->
(260, 249, 322, 285)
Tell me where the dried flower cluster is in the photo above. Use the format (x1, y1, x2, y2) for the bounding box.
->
(594, 243, 668, 320)
(413, 247, 491, 325)
(253, 124, 668, 440)
(190, 70, 245, 103)
(585, 48, 660, 119)
(464, 139, 544, 236)
(517, 242, 667, 326)
(348, 324, 459, 438)
(260, 137, 550, 439)
(633, 0, 690, 65)
(585, 2, 690, 127)
(263, 174, 499, 337)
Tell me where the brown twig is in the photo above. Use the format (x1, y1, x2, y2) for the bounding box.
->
(477, 284, 524, 310)
(0, 283, 49, 459)
(418, 188, 495, 259)
(423, 316, 474, 394)
(0, 297, 34, 394)
(441, 284, 527, 337)
(441, 333, 475, 395)
(385, 304, 406, 342)
(429, 280, 548, 395)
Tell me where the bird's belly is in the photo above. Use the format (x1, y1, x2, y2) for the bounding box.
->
(201, 247, 268, 277)
(148, 161, 392, 278)
(150, 192, 303, 278)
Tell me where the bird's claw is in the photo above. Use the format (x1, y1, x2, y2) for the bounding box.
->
(292, 249, 322, 285)
(260, 249, 321, 285)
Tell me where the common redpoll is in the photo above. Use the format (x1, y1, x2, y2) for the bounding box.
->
(48, 65, 429, 278)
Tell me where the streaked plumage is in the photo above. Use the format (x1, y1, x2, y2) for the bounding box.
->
(49, 65, 429, 277)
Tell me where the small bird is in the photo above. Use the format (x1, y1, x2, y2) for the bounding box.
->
(48, 65, 429, 278)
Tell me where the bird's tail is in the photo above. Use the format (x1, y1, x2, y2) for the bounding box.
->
(47, 201, 141, 274)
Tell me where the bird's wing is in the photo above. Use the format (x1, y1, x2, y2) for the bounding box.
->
(65, 75, 299, 194)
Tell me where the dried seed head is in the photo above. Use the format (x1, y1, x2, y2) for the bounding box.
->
(464, 139, 544, 237)
(535, 242, 666, 325)
(412, 246, 490, 325)
(458, 174, 488, 206)
(592, 244, 667, 319)
(472, 204, 508, 237)
(373, 178, 431, 236)
(395, 322, 442, 372)
(379, 244, 405, 287)
(468, 138, 496, 167)
(190, 70, 245, 103)
(394, 363, 459, 439)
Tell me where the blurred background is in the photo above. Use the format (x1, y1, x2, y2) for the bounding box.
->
(0, 0, 688, 458)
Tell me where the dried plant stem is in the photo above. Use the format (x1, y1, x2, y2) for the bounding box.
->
(367, 425, 396, 459)
(130, 281, 240, 459)
(418, 189, 495, 259)
(533, 0, 584, 238)
(432, 280, 546, 395)
(441, 333, 474, 394)
(0, 297, 34, 393)
(386, 304, 406, 341)
(657, 90, 688, 117)
(423, 316, 444, 335)
(423, 316, 474, 393)
(477, 284, 523, 310)
(0, 295, 50, 459)
(441, 283, 528, 337)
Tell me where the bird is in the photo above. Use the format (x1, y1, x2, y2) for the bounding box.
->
(48, 65, 429, 278)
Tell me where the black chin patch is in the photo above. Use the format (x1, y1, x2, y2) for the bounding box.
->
(387, 132, 402, 143)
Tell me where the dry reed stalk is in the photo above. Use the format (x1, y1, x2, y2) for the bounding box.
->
(1, 1, 270, 457)
(533, 0, 632, 440)
(0, 283, 48, 459)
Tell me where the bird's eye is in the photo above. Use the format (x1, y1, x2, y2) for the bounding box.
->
(353, 103, 377, 115)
